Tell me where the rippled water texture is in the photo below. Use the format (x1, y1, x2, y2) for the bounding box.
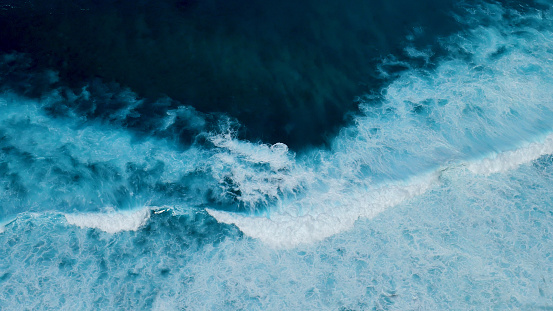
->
(1, 0, 553, 310)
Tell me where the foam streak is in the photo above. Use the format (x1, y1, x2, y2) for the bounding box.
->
(467, 133, 553, 175)
(64, 207, 151, 233)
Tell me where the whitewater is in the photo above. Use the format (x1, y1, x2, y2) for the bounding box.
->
(2, 2, 553, 310)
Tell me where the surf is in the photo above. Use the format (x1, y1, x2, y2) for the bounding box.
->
(2, 1, 553, 310)
(209, 2, 553, 246)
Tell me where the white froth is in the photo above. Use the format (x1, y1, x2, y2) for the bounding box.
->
(466, 133, 553, 175)
(207, 132, 308, 209)
(64, 207, 151, 233)
(0, 217, 17, 234)
(207, 172, 439, 248)
(2, 3, 553, 252)
(211, 132, 553, 247)
(210, 133, 291, 171)
(208, 5, 553, 247)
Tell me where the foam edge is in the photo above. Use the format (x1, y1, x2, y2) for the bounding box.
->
(206, 172, 439, 248)
(64, 206, 152, 233)
(466, 133, 553, 175)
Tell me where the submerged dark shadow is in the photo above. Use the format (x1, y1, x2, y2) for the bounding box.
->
(0, 0, 484, 150)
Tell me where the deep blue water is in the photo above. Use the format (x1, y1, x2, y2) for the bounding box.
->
(2, 0, 553, 310)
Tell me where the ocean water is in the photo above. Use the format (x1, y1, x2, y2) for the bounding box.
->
(1, 0, 553, 310)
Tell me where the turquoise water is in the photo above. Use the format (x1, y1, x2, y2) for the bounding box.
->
(2, 1, 553, 310)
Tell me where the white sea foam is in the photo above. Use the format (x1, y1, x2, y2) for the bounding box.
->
(1, 2, 553, 252)
(4, 4, 553, 310)
(0, 217, 17, 234)
(207, 172, 439, 248)
(64, 207, 151, 233)
(212, 130, 553, 247)
(466, 133, 553, 175)
(0, 91, 208, 216)
(208, 4, 553, 247)
(207, 131, 309, 209)
(0, 220, 7, 234)
(209, 130, 553, 247)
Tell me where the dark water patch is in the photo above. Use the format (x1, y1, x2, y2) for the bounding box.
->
(0, 0, 477, 150)
(0, 272, 11, 283)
